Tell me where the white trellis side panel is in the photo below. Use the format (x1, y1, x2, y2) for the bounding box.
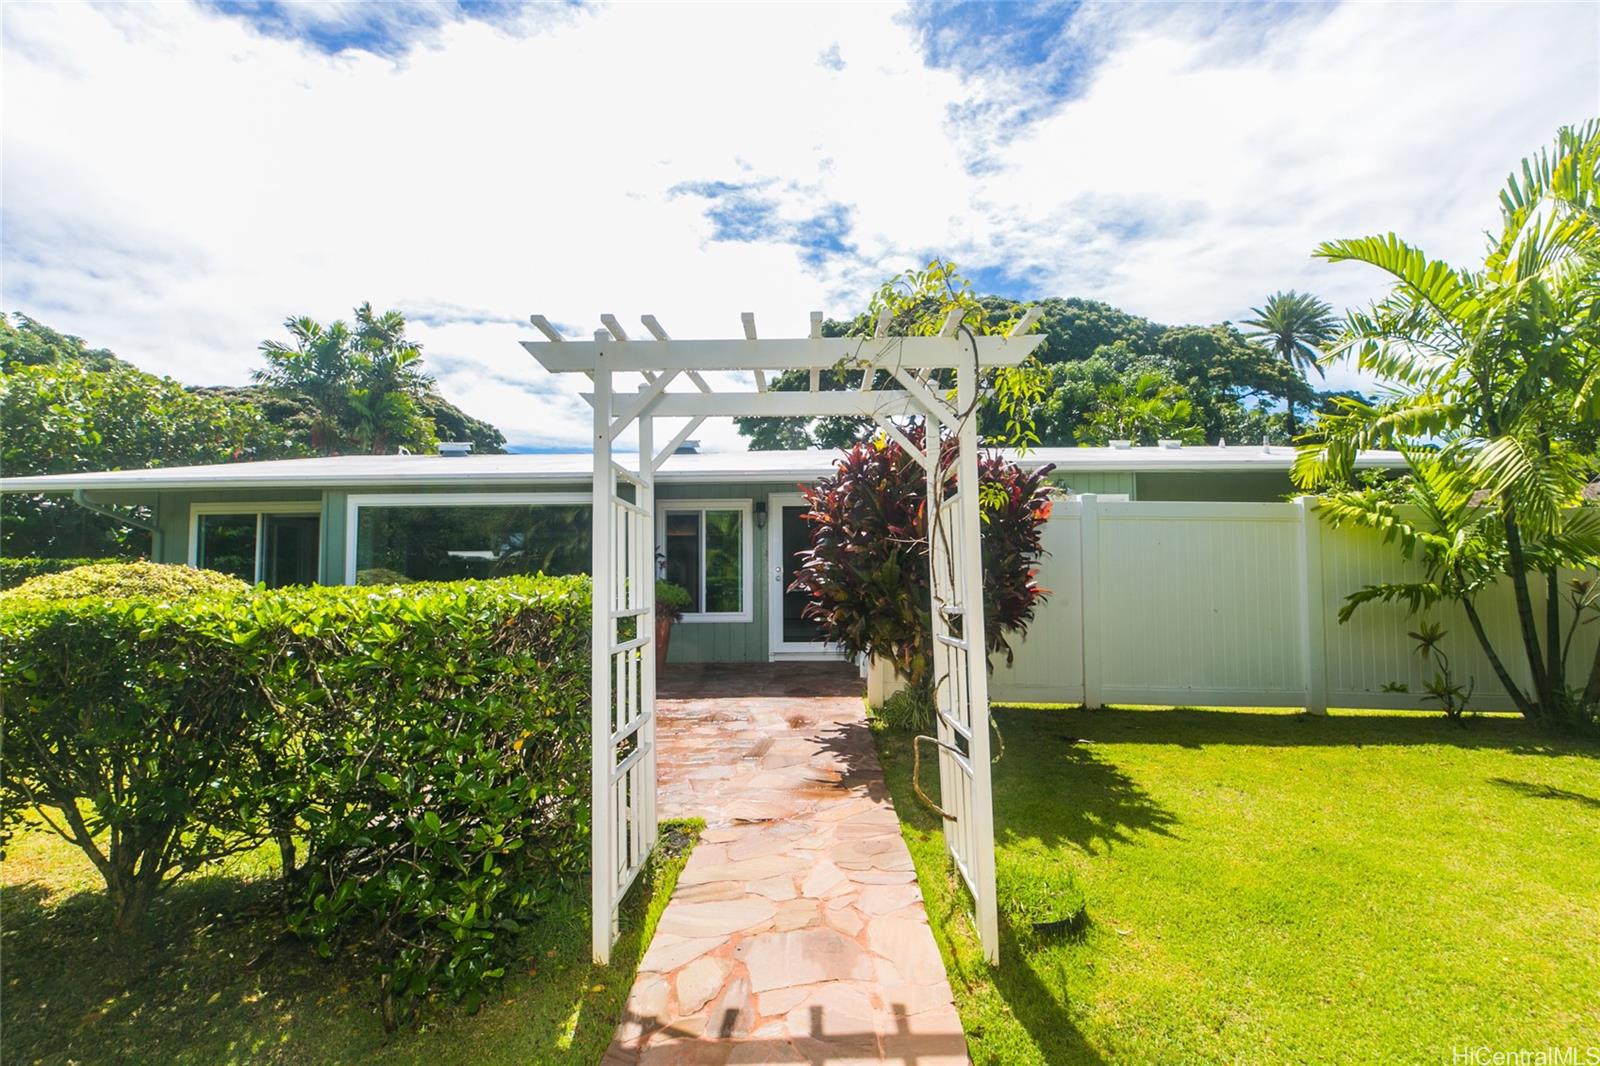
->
(589, 369, 659, 964)
(925, 372, 1001, 962)
(527, 315, 1041, 966)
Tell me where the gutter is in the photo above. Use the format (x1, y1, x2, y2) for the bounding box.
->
(72, 489, 162, 557)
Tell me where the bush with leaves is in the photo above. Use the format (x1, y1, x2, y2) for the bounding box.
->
(0, 556, 130, 589)
(0, 583, 264, 935)
(0, 575, 592, 1026)
(0, 561, 248, 603)
(792, 429, 1054, 694)
(256, 577, 591, 1026)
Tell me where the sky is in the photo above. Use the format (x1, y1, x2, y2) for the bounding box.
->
(3, 1, 1596, 453)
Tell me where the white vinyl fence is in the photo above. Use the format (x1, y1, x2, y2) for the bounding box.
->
(990, 496, 1598, 712)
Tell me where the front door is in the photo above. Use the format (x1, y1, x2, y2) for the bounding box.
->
(767, 493, 840, 659)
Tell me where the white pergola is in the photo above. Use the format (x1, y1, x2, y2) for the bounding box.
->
(523, 310, 1044, 965)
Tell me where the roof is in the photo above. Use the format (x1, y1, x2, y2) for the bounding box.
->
(0, 445, 1407, 494)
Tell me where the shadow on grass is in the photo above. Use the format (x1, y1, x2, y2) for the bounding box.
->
(1006, 705, 1598, 756)
(988, 711, 1180, 855)
(1489, 777, 1600, 809)
(876, 725, 1108, 1063)
(3, 868, 367, 1066)
(4, 825, 700, 1066)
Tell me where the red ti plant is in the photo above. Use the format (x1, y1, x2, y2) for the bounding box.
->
(791, 427, 1054, 694)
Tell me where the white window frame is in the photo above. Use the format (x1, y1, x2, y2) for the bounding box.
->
(188, 501, 324, 584)
(344, 492, 592, 585)
(655, 498, 754, 623)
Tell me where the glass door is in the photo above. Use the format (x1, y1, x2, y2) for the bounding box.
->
(767, 493, 836, 657)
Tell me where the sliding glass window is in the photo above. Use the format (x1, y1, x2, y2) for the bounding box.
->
(192, 505, 321, 587)
(350, 497, 591, 585)
(658, 501, 751, 621)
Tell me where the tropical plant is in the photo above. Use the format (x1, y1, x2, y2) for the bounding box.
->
(1241, 290, 1340, 435)
(1082, 370, 1204, 446)
(791, 429, 1054, 695)
(1296, 121, 1600, 730)
(655, 579, 691, 622)
(254, 303, 437, 455)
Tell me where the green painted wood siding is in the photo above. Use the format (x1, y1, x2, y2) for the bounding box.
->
(1046, 471, 1137, 498)
(657, 480, 803, 664)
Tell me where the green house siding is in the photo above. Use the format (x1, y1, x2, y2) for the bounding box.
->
(1134, 470, 1296, 502)
(1046, 471, 1137, 498)
(149, 488, 324, 567)
(108, 463, 1293, 664)
(658, 480, 804, 665)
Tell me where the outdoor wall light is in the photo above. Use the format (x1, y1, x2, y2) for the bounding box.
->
(754, 501, 768, 529)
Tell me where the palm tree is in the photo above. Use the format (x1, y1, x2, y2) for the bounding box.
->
(254, 317, 354, 454)
(1294, 121, 1600, 729)
(348, 303, 434, 454)
(1242, 290, 1339, 437)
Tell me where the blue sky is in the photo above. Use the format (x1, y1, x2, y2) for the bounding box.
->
(2, 1, 1594, 450)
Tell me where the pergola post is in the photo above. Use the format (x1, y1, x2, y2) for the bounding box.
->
(589, 361, 615, 963)
(526, 313, 1043, 967)
(955, 364, 1000, 961)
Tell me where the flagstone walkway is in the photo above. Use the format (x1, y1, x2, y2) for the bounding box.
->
(603, 662, 968, 1065)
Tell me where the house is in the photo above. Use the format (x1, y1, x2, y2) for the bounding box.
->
(0, 443, 1405, 664)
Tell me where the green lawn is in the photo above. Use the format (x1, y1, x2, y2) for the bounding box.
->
(875, 706, 1600, 1065)
(1, 820, 698, 1065)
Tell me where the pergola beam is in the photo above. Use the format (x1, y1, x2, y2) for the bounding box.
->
(591, 390, 926, 420)
(523, 334, 1043, 373)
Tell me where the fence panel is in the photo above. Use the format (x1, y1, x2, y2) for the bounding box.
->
(991, 496, 1598, 713)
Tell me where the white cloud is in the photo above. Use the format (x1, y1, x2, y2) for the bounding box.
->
(2, 1, 1594, 448)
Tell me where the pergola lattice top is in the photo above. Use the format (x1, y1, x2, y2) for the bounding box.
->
(523, 310, 1045, 464)
(523, 308, 1021, 968)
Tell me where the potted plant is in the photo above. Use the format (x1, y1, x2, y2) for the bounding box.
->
(655, 580, 691, 674)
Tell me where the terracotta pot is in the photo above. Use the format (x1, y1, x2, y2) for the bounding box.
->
(656, 614, 673, 675)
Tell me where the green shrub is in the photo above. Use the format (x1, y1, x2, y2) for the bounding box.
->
(0, 560, 247, 602)
(0, 587, 265, 935)
(874, 685, 936, 733)
(353, 566, 415, 586)
(260, 577, 591, 1026)
(0, 575, 591, 1025)
(0, 556, 129, 589)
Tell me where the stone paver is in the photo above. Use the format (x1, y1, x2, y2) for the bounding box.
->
(604, 663, 967, 1065)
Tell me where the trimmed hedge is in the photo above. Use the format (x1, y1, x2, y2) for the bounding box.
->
(0, 575, 591, 1025)
(0, 556, 130, 589)
(0, 561, 248, 602)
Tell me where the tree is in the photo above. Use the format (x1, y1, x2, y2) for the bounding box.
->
(734, 259, 1044, 451)
(0, 311, 124, 371)
(1082, 371, 1204, 446)
(0, 359, 289, 556)
(1295, 121, 1600, 730)
(1241, 290, 1340, 436)
(734, 286, 1327, 450)
(254, 303, 438, 455)
(791, 430, 1054, 694)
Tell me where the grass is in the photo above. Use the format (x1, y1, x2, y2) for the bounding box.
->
(1, 818, 699, 1065)
(874, 705, 1600, 1065)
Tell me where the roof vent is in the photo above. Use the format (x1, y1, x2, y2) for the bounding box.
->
(674, 439, 700, 455)
(1109, 439, 1133, 450)
(438, 441, 474, 457)
(1158, 439, 1182, 449)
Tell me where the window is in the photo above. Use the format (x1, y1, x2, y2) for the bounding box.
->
(346, 494, 591, 585)
(190, 503, 322, 587)
(658, 501, 752, 621)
